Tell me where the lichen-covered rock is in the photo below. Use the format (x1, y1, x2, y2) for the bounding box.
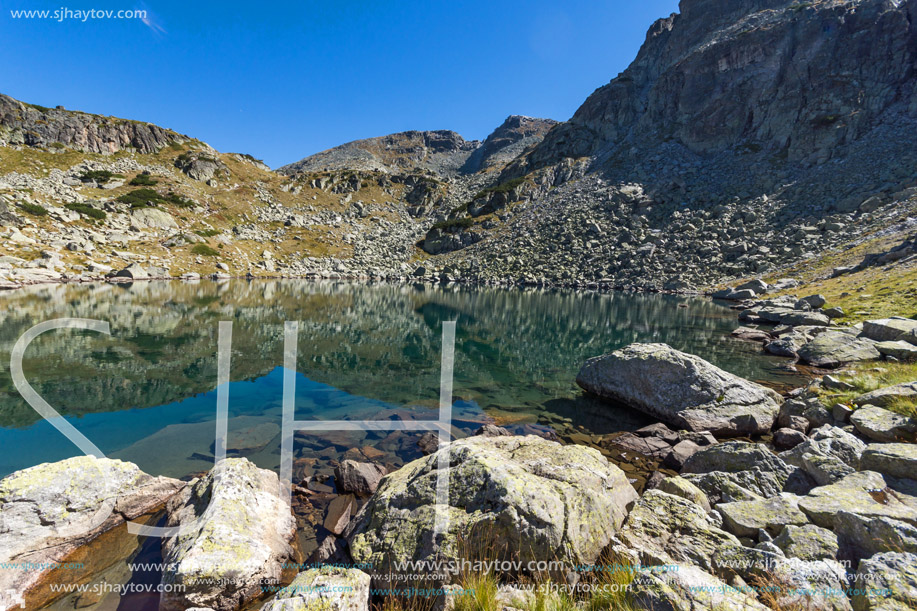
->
(850, 405, 917, 443)
(259, 568, 370, 611)
(854, 383, 917, 409)
(131, 207, 178, 231)
(876, 341, 917, 361)
(619, 489, 740, 572)
(0, 456, 183, 607)
(160, 458, 297, 611)
(852, 552, 917, 611)
(713, 547, 852, 611)
(798, 471, 917, 531)
(629, 563, 769, 611)
(773, 524, 839, 561)
(779, 425, 867, 471)
(860, 318, 917, 343)
(657, 476, 711, 512)
(576, 343, 781, 436)
(345, 435, 636, 586)
(860, 444, 917, 482)
(717, 494, 809, 538)
(798, 331, 881, 368)
(835, 511, 917, 560)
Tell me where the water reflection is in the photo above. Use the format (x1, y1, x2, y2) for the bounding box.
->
(0, 279, 800, 478)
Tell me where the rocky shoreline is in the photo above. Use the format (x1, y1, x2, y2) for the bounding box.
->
(1, 319, 914, 610)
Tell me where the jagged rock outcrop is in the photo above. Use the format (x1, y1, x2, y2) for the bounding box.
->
(0, 93, 186, 153)
(525, 0, 917, 168)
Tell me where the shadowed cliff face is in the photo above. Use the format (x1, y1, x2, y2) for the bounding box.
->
(526, 0, 917, 167)
(0, 94, 188, 154)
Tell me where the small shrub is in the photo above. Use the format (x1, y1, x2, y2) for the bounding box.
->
(432, 216, 474, 232)
(195, 229, 221, 237)
(117, 188, 161, 208)
(27, 103, 51, 113)
(129, 174, 158, 186)
(164, 192, 195, 208)
(473, 177, 526, 200)
(79, 170, 122, 184)
(65, 202, 106, 220)
(191, 244, 220, 257)
(17, 202, 48, 216)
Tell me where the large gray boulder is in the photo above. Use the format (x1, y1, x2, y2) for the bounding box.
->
(854, 383, 917, 409)
(131, 206, 178, 230)
(860, 318, 917, 343)
(852, 552, 917, 611)
(259, 568, 370, 611)
(798, 330, 881, 368)
(717, 494, 809, 538)
(797, 471, 917, 530)
(850, 405, 917, 443)
(160, 458, 297, 611)
(0, 457, 182, 608)
(345, 435, 636, 586)
(576, 343, 782, 436)
(835, 511, 917, 560)
(619, 489, 740, 572)
(860, 443, 917, 482)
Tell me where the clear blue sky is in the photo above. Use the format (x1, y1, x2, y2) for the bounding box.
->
(1, 0, 680, 168)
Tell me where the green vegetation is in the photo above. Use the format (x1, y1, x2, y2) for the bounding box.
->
(116, 188, 196, 209)
(27, 103, 51, 113)
(65, 202, 106, 220)
(79, 170, 122, 184)
(191, 244, 220, 257)
(237, 152, 265, 165)
(129, 173, 158, 186)
(452, 573, 499, 611)
(817, 361, 917, 418)
(195, 228, 221, 238)
(473, 177, 526, 200)
(17, 202, 48, 216)
(177, 151, 218, 164)
(432, 216, 474, 232)
(117, 188, 161, 208)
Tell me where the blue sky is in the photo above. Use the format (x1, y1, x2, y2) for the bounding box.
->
(1, 0, 680, 168)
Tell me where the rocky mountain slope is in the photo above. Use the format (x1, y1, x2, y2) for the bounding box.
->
(1, 0, 916, 296)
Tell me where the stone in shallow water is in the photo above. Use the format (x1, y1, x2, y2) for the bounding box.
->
(160, 458, 297, 611)
(346, 435, 636, 586)
(0, 456, 183, 609)
(576, 343, 781, 436)
(259, 567, 371, 611)
(851, 552, 917, 611)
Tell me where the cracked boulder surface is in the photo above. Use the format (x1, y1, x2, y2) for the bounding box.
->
(345, 435, 637, 586)
(0, 456, 183, 608)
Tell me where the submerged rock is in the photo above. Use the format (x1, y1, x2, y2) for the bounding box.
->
(160, 458, 297, 611)
(576, 343, 781, 436)
(345, 435, 636, 586)
(0, 457, 182, 607)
